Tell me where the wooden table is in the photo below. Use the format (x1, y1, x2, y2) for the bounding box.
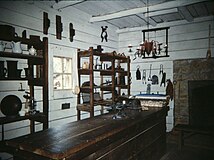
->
(5, 106, 169, 160)
(174, 124, 214, 150)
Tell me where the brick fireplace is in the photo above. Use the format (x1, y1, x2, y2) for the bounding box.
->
(173, 58, 214, 126)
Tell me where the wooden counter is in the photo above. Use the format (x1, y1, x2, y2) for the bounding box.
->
(5, 106, 169, 160)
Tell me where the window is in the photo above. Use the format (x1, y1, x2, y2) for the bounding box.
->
(53, 56, 72, 90)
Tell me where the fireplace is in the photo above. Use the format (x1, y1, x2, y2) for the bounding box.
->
(188, 80, 214, 127)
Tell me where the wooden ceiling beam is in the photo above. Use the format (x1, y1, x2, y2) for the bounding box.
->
(144, 8, 178, 17)
(51, 0, 85, 10)
(90, 0, 207, 22)
(178, 6, 194, 22)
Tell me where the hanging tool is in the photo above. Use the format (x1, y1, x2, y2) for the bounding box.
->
(136, 65, 141, 80)
(142, 69, 146, 84)
(207, 24, 211, 59)
(159, 64, 163, 75)
(160, 72, 166, 87)
(148, 64, 152, 81)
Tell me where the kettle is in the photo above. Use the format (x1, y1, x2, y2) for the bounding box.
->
(11, 41, 22, 53)
(0, 41, 6, 52)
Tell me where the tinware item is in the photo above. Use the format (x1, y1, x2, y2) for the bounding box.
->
(144, 40, 153, 56)
(6, 60, 18, 78)
(0, 95, 22, 116)
(159, 64, 163, 75)
(0, 61, 7, 78)
(136, 65, 141, 80)
(29, 46, 36, 55)
(0, 41, 6, 52)
(11, 41, 22, 53)
(148, 64, 152, 81)
(152, 75, 159, 85)
(142, 69, 146, 84)
(146, 84, 151, 94)
(82, 62, 89, 69)
(23, 92, 37, 114)
(160, 72, 166, 87)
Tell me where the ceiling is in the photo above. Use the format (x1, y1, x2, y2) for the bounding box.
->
(41, 0, 213, 29)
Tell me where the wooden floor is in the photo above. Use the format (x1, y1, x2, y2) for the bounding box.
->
(160, 132, 214, 160)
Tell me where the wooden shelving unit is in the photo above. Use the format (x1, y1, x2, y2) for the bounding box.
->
(77, 47, 130, 120)
(0, 34, 49, 142)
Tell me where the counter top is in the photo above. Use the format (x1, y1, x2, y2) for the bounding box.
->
(5, 106, 169, 160)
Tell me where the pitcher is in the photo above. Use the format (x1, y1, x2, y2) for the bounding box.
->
(0, 41, 6, 52)
(11, 41, 22, 53)
(0, 61, 7, 78)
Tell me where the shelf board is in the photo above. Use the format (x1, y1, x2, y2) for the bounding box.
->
(142, 55, 170, 59)
(0, 113, 46, 125)
(100, 85, 114, 91)
(0, 52, 44, 64)
(28, 78, 44, 86)
(116, 84, 129, 89)
(0, 78, 44, 86)
(0, 35, 43, 48)
(0, 77, 27, 81)
(78, 69, 91, 75)
(100, 70, 113, 75)
(115, 70, 128, 75)
(94, 100, 112, 106)
(80, 87, 92, 93)
(77, 104, 91, 112)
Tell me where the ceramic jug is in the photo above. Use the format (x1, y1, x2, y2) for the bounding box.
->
(82, 62, 89, 69)
(0, 41, 6, 52)
(29, 46, 36, 55)
(11, 41, 22, 53)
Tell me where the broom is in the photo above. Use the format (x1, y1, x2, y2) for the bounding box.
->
(207, 24, 211, 59)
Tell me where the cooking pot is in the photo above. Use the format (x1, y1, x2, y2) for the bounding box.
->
(0, 95, 22, 116)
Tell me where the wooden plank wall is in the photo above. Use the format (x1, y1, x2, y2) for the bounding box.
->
(118, 16, 214, 132)
(0, 2, 118, 159)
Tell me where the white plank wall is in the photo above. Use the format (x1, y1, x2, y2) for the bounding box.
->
(0, 1, 118, 159)
(118, 16, 214, 132)
(0, 1, 213, 159)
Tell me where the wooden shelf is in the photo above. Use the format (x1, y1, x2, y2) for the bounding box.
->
(0, 33, 49, 141)
(77, 47, 130, 120)
(0, 113, 46, 125)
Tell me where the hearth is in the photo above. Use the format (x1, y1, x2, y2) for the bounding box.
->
(188, 80, 214, 127)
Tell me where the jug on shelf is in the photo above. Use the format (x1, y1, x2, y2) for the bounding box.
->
(82, 62, 89, 69)
(29, 46, 36, 55)
(11, 41, 22, 53)
(0, 41, 6, 52)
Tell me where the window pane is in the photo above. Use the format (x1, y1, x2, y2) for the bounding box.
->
(53, 56, 72, 90)
(53, 57, 62, 73)
(63, 74, 72, 89)
(63, 58, 72, 73)
(54, 74, 63, 89)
